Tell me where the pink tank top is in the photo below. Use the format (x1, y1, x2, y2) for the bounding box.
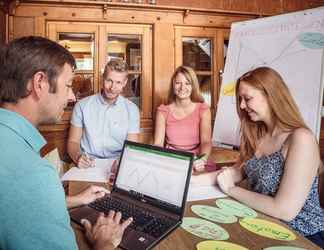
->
(157, 102, 209, 154)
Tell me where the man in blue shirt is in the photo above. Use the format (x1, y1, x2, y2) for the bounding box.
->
(67, 59, 140, 168)
(0, 36, 132, 250)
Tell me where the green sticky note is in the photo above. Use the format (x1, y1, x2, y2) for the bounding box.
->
(181, 217, 229, 240)
(216, 199, 257, 218)
(197, 240, 249, 250)
(191, 205, 237, 224)
(240, 218, 296, 241)
(298, 32, 324, 49)
(263, 246, 306, 250)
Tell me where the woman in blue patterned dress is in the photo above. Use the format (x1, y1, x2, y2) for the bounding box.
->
(216, 67, 324, 248)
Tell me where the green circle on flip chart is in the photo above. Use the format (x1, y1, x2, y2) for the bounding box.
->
(298, 32, 324, 49)
(263, 247, 306, 250)
(191, 205, 237, 224)
(216, 199, 257, 218)
(239, 218, 296, 241)
(197, 240, 249, 250)
(181, 217, 229, 240)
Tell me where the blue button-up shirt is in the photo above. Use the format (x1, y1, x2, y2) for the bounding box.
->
(71, 93, 140, 158)
(0, 108, 77, 250)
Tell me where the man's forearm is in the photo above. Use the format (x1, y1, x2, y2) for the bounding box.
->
(66, 195, 81, 209)
(67, 141, 81, 164)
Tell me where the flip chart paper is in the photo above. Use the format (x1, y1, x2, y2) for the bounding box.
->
(181, 217, 229, 240)
(191, 205, 237, 224)
(240, 218, 296, 241)
(216, 199, 257, 218)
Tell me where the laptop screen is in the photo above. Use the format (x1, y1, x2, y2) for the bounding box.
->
(115, 142, 193, 210)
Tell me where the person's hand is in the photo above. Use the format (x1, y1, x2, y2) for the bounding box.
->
(193, 158, 207, 172)
(193, 155, 207, 173)
(77, 153, 95, 168)
(82, 211, 133, 250)
(75, 185, 109, 206)
(216, 167, 236, 194)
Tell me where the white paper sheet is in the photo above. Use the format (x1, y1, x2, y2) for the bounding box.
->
(187, 183, 227, 202)
(43, 148, 64, 177)
(61, 158, 115, 182)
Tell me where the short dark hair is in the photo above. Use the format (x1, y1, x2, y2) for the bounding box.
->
(0, 36, 76, 103)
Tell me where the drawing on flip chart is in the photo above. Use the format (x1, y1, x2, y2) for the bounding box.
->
(223, 35, 309, 105)
(214, 7, 324, 146)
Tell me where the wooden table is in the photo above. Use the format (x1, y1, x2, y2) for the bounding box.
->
(68, 181, 319, 250)
(67, 148, 319, 249)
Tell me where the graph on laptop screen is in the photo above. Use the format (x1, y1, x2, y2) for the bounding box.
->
(116, 144, 191, 207)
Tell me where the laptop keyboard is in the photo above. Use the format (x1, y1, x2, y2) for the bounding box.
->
(89, 196, 175, 238)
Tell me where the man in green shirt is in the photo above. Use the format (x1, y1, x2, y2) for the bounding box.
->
(0, 36, 132, 250)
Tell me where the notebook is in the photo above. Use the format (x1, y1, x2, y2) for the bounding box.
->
(70, 140, 194, 250)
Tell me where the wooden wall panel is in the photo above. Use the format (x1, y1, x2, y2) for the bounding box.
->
(256, 0, 282, 15)
(39, 125, 70, 161)
(309, 0, 324, 8)
(11, 16, 34, 40)
(282, 0, 310, 12)
(153, 23, 174, 111)
(157, 0, 259, 13)
(156, 0, 322, 15)
(0, 9, 5, 44)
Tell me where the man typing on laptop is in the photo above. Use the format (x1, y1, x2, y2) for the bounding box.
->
(0, 36, 132, 250)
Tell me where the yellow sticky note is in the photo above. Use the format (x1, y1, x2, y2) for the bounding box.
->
(197, 240, 249, 250)
(222, 82, 236, 96)
(239, 218, 296, 241)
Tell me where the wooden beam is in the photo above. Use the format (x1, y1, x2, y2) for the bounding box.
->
(20, 0, 265, 16)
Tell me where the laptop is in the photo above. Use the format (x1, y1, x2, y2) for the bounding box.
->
(70, 140, 194, 250)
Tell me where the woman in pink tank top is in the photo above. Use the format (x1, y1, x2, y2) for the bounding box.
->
(154, 66, 212, 172)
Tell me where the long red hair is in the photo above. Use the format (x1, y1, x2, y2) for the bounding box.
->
(235, 67, 307, 165)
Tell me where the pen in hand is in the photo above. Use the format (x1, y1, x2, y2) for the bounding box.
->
(193, 154, 207, 173)
(78, 151, 95, 168)
(85, 152, 95, 168)
(194, 154, 206, 161)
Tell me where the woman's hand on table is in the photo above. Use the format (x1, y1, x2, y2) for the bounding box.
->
(216, 167, 236, 194)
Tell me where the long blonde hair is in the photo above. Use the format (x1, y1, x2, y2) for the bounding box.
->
(236, 67, 307, 165)
(167, 66, 204, 104)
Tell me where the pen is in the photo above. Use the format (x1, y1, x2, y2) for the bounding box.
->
(84, 151, 90, 159)
(84, 152, 95, 167)
(194, 154, 206, 161)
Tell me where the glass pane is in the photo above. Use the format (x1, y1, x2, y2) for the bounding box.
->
(73, 73, 93, 100)
(58, 33, 95, 106)
(198, 75, 211, 106)
(106, 34, 142, 71)
(182, 37, 212, 71)
(224, 39, 229, 65)
(123, 73, 141, 108)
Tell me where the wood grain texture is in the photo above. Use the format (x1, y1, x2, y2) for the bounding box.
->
(0, 9, 6, 44)
(69, 176, 321, 250)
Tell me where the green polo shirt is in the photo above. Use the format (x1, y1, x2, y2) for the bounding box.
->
(0, 108, 77, 250)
